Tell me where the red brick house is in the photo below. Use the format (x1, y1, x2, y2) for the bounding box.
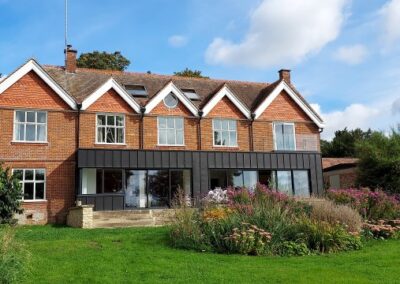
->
(0, 46, 324, 224)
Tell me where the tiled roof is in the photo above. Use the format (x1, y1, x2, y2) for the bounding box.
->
(43, 65, 322, 121)
(322, 158, 359, 170)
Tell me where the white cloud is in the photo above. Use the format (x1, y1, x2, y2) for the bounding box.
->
(168, 35, 188, 48)
(381, 0, 400, 45)
(309, 103, 322, 116)
(334, 44, 368, 65)
(205, 0, 350, 68)
(316, 98, 400, 140)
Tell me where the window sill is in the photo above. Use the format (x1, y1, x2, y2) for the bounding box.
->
(11, 141, 48, 145)
(213, 145, 239, 148)
(157, 144, 186, 147)
(95, 143, 127, 146)
(21, 200, 47, 203)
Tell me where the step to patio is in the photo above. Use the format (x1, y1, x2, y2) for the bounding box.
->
(91, 209, 175, 228)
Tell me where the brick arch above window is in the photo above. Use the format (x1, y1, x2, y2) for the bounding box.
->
(144, 81, 198, 116)
(0, 59, 77, 110)
(201, 84, 251, 119)
(81, 78, 141, 113)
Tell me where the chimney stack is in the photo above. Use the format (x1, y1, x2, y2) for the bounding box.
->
(64, 44, 77, 73)
(278, 69, 291, 84)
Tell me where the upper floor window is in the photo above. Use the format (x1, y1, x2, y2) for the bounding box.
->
(96, 114, 125, 144)
(213, 119, 237, 147)
(14, 110, 47, 142)
(158, 117, 184, 145)
(13, 169, 46, 200)
(163, 93, 179, 109)
(274, 122, 295, 151)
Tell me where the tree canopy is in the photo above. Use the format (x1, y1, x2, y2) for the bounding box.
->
(174, 68, 209, 78)
(356, 131, 400, 193)
(77, 51, 130, 71)
(321, 128, 373, 157)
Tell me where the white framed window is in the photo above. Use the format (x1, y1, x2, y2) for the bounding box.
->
(157, 117, 184, 146)
(96, 114, 125, 144)
(13, 110, 47, 142)
(163, 92, 179, 109)
(12, 169, 46, 201)
(274, 122, 296, 151)
(213, 119, 237, 147)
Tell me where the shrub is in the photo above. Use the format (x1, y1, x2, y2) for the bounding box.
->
(291, 218, 362, 253)
(223, 223, 272, 256)
(327, 188, 400, 220)
(0, 226, 30, 283)
(169, 207, 209, 251)
(307, 198, 362, 233)
(363, 220, 400, 239)
(275, 241, 310, 256)
(170, 186, 363, 256)
(0, 165, 23, 224)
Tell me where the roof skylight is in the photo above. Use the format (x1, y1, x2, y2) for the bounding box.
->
(125, 85, 148, 97)
(182, 89, 200, 101)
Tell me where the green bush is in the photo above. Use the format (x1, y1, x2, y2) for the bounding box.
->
(169, 207, 209, 251)
(0, 226, 30, 283)
(275, 241, 310, 256)
(290, 218, 362, 253)
(0, 165, 23, 224)
(356, 131, 400, 194)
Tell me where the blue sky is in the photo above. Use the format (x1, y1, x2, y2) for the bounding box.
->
(1, 0, 400, 139)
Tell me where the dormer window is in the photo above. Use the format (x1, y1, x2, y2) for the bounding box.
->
(125, 85, 148, 97)
(182, 89, 200, 101)
(163, 92, 179, 108)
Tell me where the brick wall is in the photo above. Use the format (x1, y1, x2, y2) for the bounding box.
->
(253, 90, 320, 151)
(324, 168, 357, 189)
(0, 71, 77, 224)
(201, 97, 250, 151)
(143, 100, 198, 150)
(0, 71, 70, 110)
(258, 91, 311, 121)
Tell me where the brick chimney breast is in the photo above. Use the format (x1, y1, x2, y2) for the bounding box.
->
(64, 45, 77, 73)
(278, 69, 291, 84)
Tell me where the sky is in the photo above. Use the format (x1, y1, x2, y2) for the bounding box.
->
(1, 0, 400, 140)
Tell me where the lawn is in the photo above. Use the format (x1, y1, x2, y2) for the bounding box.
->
(15, 226, 400, 284)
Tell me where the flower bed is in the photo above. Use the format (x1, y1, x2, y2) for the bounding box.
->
(169, 184, 363, 256)
(326, 188, 400, 220)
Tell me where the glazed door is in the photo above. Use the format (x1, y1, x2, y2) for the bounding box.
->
(125, 170, 147, 208)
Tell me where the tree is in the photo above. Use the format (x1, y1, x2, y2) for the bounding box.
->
(77, 51, 130, 71)
(0, 165, 23, 224)
(174, 68, 209, 78)
(321, 128, 373, 157)
(356, 130, 400, 193)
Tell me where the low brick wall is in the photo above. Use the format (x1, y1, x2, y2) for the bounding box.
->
(16, 201, 48, 225)
(66, 205, 94, 228)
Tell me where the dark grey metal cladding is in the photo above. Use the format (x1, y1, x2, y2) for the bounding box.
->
(77, 149, 324, 197)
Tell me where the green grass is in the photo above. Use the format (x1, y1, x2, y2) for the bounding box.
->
(15, 226, 400, 284)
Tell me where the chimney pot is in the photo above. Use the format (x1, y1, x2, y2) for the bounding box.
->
(278, 69, 291, 84)
(64, 45, 77, 73)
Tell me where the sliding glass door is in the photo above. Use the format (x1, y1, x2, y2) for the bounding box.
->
(125, 169, 192, 208)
